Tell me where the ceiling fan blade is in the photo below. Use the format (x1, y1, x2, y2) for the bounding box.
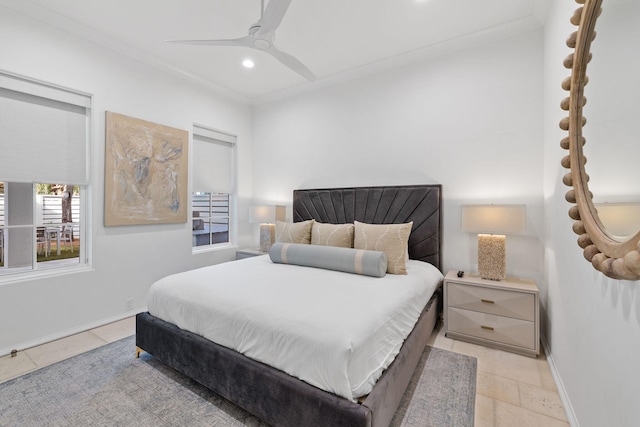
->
(167, 1, 313, 81)
(258, 0, 293, 34)
(166, 36, 252, 48)
(268, 45, 316, 81)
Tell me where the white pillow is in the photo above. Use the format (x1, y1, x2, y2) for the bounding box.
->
(353, 221, 413, 274)
(275, 220, 314, 244)
(311, 222, 354, 248)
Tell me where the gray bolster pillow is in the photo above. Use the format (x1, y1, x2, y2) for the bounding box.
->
(269, 242, 387, 278)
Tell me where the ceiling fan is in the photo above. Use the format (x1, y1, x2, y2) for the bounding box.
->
(167, 0, 316, 81)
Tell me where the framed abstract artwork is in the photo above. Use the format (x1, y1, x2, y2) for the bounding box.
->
(104, 111, 188, 226)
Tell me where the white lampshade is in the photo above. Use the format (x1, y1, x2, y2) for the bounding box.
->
(249, 205, 286, 224)
(461, 205, 526, 235)
(461, 205, 526, 281)
(594, 203, 640, 240)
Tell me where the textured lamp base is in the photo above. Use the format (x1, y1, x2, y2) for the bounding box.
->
(478, 234, 506, 281)
(259, 223, 276, 252)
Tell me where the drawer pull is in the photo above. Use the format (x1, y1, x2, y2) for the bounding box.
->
(481, 299, 495, 304)
(481, 325, 495, 331)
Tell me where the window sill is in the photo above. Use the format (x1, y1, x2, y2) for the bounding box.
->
(0, 263, 93, 286)
(191, 243, 238, 255)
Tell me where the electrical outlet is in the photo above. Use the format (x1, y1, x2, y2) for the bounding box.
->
(125, 298, 134, 310)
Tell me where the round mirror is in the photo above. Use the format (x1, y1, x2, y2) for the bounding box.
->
(560, 0, 640, 280)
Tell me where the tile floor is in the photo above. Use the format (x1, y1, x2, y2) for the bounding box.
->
(427, 322, 570, 426)
(0, 317, 569, 426)
(0, 316, 136, 385)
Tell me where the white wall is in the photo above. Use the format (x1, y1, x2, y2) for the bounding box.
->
(543, 1, 640, 426)
(0, 7, 254, 354)
(253, 30, 545, 285)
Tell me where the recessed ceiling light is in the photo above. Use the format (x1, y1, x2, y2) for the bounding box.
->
(242, 59, 255, 68)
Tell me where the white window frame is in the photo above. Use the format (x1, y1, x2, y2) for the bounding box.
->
(0, 71, 91, 282)
(191, 124, 237, 252)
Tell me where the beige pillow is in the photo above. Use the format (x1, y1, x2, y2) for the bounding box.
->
(275, 220, 314, 244)
(353, 221, 413, 274)
(311, 222, 354, 248)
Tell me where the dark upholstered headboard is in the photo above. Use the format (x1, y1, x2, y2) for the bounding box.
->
(292, 185, 442, 271)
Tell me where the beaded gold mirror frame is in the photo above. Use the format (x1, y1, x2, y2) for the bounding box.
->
(560, 0, 640, 280)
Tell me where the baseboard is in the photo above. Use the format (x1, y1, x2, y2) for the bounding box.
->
(0, 308, 141, 357)
(540, 335, 579, 427)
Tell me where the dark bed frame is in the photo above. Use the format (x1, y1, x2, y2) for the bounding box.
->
(136, 184, 442, 427)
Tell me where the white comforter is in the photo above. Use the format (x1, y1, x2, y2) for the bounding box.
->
(147, 255, 442, 401)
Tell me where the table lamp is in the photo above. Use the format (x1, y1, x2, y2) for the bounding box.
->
(461, 205, 526, 281)
(250, 205, 286, 252)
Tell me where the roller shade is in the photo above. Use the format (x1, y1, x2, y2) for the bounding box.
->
(0, 72, 90, 185)
(192, 125, 235, 194)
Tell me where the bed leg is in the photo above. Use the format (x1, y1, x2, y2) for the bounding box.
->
(135, 346, 144, 358)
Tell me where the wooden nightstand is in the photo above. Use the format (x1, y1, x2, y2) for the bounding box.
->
(444, 270, 539, 357)
(235, 248, 267, 260)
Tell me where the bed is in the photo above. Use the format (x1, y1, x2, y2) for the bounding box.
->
(136, 184, 443, 427)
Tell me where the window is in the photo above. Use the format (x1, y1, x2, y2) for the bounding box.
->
(0, 72, 90, 277)
(191, 125, 236, 248)
(0, 183, 82, 275)
(192, 192, 230, 246)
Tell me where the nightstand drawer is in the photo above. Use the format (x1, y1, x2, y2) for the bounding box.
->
(447, 307, 535, 350)
(447, 282, 535, 321)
